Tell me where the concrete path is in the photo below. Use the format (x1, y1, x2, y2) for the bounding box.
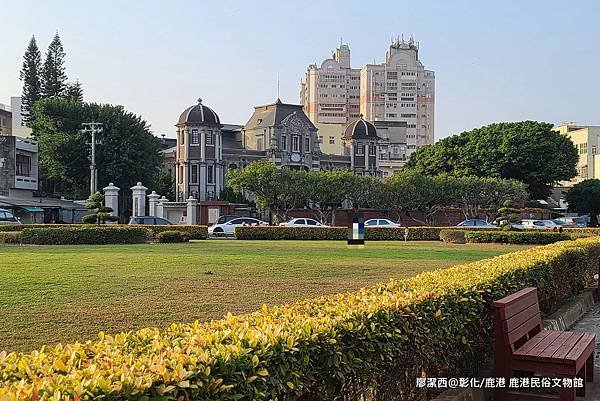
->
(572, 302, 600, 400)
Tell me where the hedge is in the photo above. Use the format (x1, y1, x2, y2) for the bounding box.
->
(0, 232, 20, 244)
(235, 226, 445, 240)
(19, 226, 152, 245)
(439, 229, 466, 244)
(1, 238, 599, 401)
(0, 224, 208, 240)
(235, 226, 348, 240)
(465, 231, 574, 245)
(156, 230, 190, 243)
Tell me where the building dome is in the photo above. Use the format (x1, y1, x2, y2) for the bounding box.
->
(177, 98, 221, 126)
(343, 116, 379, 139)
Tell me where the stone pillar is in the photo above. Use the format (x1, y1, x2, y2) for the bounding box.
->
(103, 182, 120, 218)
(350, 142, 355, 169)
(186, 196, 198, 225)
(215, 165, 222, 197)
(131, 182, 148, 217)
(183, 162, 189, 199)
(199, 164, 207, 201)
(200, 130, 206, 161)
(147, 191, 160, 217)
(365, 142, 369, 170)
(157, 196, 168, 219)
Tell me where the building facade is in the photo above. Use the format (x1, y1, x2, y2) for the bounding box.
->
(300, 36, 434, 172)
(300, 43, 361, 126)
(0, 106, 11, 136)
(0, 135, 39, 198)
(554, 123, 600, 185)
(174, 99, 381, 201)
(360, 36, 435, 157)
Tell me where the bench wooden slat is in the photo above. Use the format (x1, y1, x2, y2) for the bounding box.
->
(551, 332, 585, 364)
(506, 313, 542, 345)
(560, 332, 595, 365)
(537, 331, 576, 360)
(503, 302, 540, 333)
(494, 287, 538, 320)
(515, 330, 558, 356)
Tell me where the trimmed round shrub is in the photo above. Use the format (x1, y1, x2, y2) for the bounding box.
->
(81, 214, 98, 224)
(19, 226, 151, 245)
(0, 232, 20, 244)
(439, 229, 466, 244)
(156, 230, 189, 243)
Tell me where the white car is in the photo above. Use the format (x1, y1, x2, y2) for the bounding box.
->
(279, 218, 329, 227)
(208, 217, 268, 236)
(519, 219, 560, 230)
(364, 218, 400, 228)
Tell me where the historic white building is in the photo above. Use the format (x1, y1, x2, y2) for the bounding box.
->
(174, 99, 382, 201)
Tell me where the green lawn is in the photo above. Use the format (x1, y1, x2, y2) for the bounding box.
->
(0, 240, 529, 352)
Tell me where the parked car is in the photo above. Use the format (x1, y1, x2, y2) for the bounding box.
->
(215, 215, 240, 225)
(553, 216, 588, 228)
(364, 218, 400, 228)
(208, 217, 268, 236)
(278, 218, 329, 227)
(129, 216, 174, 225)
(0, 209, 20, 225)
(519, 219, 560, 229)
(456, 219, 497, 228)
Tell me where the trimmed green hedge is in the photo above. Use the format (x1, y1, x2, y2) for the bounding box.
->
(439, 229, 466, 244)
(19, 226, 152, 245)
(235, 226, 348, 240)
(465, 231, 573, 245)
(366, 226, 443, 240)
(156, 230, 189, 243)
(0, 232, 20, 244)
(1, 238, 599, 401)
(0, 224, 208, 240)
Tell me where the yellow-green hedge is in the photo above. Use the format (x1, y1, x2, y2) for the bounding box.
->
(235, 226, 450, 240)
(0, 232, 20, 244)
(1, 237, 599, 400)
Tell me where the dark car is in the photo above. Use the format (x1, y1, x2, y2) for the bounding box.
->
(128, 216, 173, 225)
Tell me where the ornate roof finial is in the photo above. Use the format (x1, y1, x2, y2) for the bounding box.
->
(359, 113, 364, 119)
(197, 98, 203, 104)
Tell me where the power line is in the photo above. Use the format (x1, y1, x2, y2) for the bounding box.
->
(81, 122, 103, 197)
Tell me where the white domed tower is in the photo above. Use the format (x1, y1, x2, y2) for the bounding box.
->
(342, 116, 381, 177)
(175, 98, 223, 201)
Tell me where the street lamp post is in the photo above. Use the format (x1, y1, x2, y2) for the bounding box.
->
(81, 122, 103, 197)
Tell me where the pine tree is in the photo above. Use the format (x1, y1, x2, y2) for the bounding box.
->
(19, 36, 42, 125)
(65, 80, 84, 102)
(41, 32, 68, 97)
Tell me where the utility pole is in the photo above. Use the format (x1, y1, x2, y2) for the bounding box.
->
(81, 122, 103, 197)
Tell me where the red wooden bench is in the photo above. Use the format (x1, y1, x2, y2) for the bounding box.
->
(494, 287, 595, 400)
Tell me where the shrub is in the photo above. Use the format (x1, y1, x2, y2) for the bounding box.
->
(19, 226, 151, 245)
(365, 226, 444, 240)
(81, 214, 97, 224)
(156, 230, 189, 243)
(439, 229, 466, 244)
(465, 231, 573, 245)
(1, 238, 598, 401)
(0, 232, 20, 244)
(235, 226, 348, 240)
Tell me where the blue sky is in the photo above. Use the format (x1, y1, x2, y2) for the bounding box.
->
(1, 0, 599, 139)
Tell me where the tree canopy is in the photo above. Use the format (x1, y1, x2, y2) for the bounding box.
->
(228, 161, 526, 225)
(31, 97, 162, 199)
(405, 121, 578, 199)
(19, 36, 42, 124)
(565, 179, 600, 226)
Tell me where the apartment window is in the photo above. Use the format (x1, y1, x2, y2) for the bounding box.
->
(190, 129, 199, 145)
(191, 164, 198, 184)
(292, 136, 300, 152)
(16, 154, 31, 177)
(207, 165, 214, 184)
(281, 135, 287, 151)
(329, 136, 335, 145)
(304, 137, 310, 152)
(356, 142, 364, 155)
(206, 130, 214, 145)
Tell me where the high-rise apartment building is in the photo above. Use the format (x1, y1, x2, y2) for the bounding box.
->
(300, 43, 361, 126)
(300, 36, 435, 167)
(554, 123, 600, 185)
(360, 36, 435, 155)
